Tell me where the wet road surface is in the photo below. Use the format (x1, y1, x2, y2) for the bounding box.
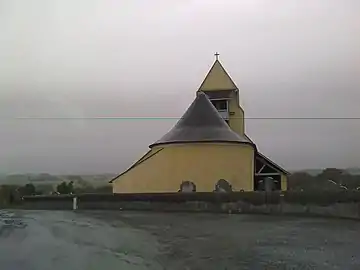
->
(0, 210, 359, 269)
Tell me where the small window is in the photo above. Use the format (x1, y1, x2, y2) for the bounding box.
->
(217, 100, 227, 110)
(211, 100, 228, 111)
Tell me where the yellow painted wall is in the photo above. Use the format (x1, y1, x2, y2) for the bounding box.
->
(113, 143, 255, 193)
(228, 91, 245, 136)
(199, 61, 237, 91)
(281, 174, 288, 191)
(135, 149, 155, 164)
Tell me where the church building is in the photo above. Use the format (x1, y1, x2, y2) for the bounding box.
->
(110, 55, 289, 193)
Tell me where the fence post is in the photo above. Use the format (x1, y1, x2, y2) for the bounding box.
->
(73, 196, 78, 210)
(280, 191, 284, 214)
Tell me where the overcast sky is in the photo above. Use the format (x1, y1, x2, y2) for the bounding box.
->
(0, 0, 359, 174)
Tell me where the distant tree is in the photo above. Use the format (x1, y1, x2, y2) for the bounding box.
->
(316, 168, 352, 189)
(56, 181, 74, 194)
(288, 168, 360, 191)
(19, 183, 36, 196)
(343, 175, 360, 190)
(56, 182, 67, 194)
(287, 172, 314, 191)
(317, 168, 345, 183)
(68, 181, 74, 193)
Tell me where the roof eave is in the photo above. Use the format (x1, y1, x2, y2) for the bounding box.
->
(150, 140, 256, 149)
(256, 152, 290, 175)
(109, 148, 164, 183)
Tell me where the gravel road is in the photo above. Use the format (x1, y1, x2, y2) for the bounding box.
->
(0, 210, 359, 270)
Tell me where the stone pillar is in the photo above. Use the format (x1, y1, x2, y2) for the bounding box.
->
(264, 177, 274, 192)
(73, 196, 78, 210)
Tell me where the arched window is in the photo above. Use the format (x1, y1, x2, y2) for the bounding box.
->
(214, 179, 233, 193)
(179, 181, 196, 193)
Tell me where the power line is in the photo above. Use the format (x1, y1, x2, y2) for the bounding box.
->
(2, 117, 360, 120)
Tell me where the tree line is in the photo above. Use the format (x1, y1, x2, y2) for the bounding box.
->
(288, 168, 360, 191)
(0, 181, 112, 205)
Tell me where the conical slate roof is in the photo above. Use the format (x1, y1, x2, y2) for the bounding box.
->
(149, 92, 254, 148)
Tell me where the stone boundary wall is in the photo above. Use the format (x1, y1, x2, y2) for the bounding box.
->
(18, 191, 360, 220)
(19, 195, 74, 210)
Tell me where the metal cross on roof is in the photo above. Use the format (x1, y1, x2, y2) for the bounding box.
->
(214, 52, 220, 60)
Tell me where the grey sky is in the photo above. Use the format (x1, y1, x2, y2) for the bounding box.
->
(0, 0, 359, 174)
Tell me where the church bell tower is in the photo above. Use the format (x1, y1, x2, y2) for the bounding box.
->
(197, 53, 245, 136)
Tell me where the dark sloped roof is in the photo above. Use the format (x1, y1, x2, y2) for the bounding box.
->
(149, 92, 254, 148)
(256, 152, 290, 175)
